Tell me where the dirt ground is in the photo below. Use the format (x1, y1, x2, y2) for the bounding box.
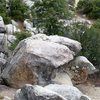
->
(0, 85, 16, 99)
(76, 84, 100, 100)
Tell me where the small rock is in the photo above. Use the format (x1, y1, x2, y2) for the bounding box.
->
(71, 66, 76, 70)
(80, 95, 91, 100)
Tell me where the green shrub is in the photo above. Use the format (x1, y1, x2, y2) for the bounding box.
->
(9, 31, 32, 51)
(92, 19, 100, 28)
(81, 27, 100, 67)
(0, 0, 11, 24)
(77, 0, 100, 19)
(9, 0, 29, 22)
(66, 21, 100, 68)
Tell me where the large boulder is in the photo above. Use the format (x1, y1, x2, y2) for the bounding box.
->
(14, 84, 66, 100)
(1, 36, 74, 88)
(31, 34, 82, 55)
(45, 84, 91, 100)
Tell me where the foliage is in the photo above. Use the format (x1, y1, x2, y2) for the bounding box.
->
(92, 19, 100, 29)
(77, 0, 100, 19)
(0, 0, 11, 24)
(66, 21, 100, 67)
(9, 0, 29, 22)
(9, 31, 32, 51)
(65, 22, 88, 42)
(81, 26, 100, 67)
(31, 0, 72, 35)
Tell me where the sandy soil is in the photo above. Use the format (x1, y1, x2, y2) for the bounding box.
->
(77, 84, 100, 100)
(0, 85, 16, 99)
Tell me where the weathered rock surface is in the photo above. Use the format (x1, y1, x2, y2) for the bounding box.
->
(0, 53, 5, 59)
(24, 20, 40, 35)
(51, 71, 73, 86)
(0, 34, 16, 55)
(6, 24, 20, 34)
(0, 58, 6, 74)
(69, 56, 96, 74)
(45, 84, 91, 100)
(31, 34, 82, 55)
(0, 58, 6, 83)
(14, 84, 66, 100)
(0, 16, 5, 33)
(1, 36, 74, 88)
(49, 35, 81, 55)
(0, 34, 16, 46)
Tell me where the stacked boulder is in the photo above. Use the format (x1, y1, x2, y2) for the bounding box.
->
(1, 34, 96, 88)
(1, 34, 81, 88)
